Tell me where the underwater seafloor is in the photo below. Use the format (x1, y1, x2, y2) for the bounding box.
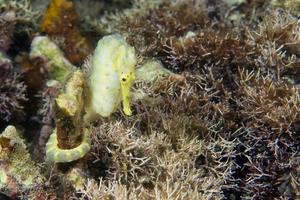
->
(0, 0, 300, 199)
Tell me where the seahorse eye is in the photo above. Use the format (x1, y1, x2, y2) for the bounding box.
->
(121, 74, 131, 83)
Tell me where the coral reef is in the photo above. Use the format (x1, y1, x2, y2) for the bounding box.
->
(1, 0, 300, 199)
(77, 1, 300, 199)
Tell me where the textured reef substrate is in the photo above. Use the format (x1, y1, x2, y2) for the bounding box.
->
(0, 0, 300, 199)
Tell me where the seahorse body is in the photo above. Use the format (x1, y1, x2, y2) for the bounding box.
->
(89, 34, 136, 117)
(45, 128, 91, 163)
(45, 35, 136, 163)
(45, 70, 91, 163)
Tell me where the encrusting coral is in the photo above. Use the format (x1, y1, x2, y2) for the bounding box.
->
(0, 126, 45, 198)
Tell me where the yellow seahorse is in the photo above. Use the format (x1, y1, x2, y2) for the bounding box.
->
(45, 128, 91, 163)
(45, 34, 136, 163)
(86, 34, 137, 120)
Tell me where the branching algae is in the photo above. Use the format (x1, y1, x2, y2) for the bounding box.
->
(45, 34, 137, 163)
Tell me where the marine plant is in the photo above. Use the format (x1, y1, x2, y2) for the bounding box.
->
(115, 0, 208, 59)
(0, 53, 27, 124)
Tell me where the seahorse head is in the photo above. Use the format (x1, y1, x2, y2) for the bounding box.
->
(120, 71, 135, 115)
(116, 40, 136, 116)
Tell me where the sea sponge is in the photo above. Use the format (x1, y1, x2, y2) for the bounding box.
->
(85, 34, 137, 120)
(40, 0, 92, 65)
(30, 36, 75, 83)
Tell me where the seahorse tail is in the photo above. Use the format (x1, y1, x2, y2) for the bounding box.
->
(45, 128, 91, 163)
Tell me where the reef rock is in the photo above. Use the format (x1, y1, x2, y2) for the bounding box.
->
(0, 126, 45, 198)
